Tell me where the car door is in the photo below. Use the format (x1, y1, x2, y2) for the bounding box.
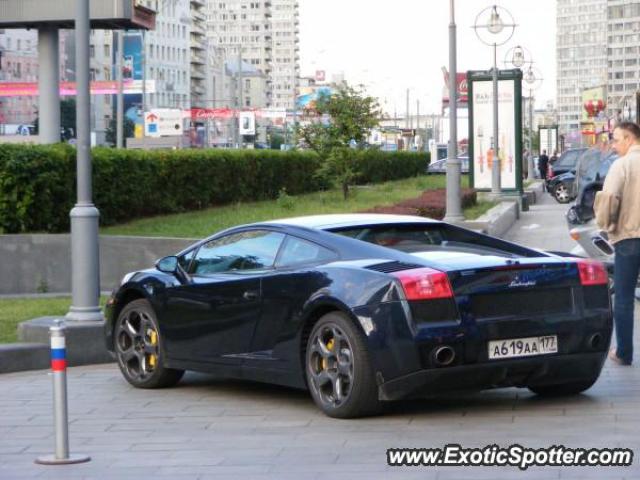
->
(162, 229, 285, 365)
(250, 235, 338, 368)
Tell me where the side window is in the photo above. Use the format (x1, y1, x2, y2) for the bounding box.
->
(276, 236, 337, 268)
(191, 230, 285, 275)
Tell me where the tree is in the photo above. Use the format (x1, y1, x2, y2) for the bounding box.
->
(106, 117, 136, 147)
(298, 83, 381, 199)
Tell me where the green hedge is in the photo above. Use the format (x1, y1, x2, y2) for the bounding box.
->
(0, 145, 429, 234)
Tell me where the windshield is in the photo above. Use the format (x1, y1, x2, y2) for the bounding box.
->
(575, 147, 617, 194)
(329, 224, 544, 258)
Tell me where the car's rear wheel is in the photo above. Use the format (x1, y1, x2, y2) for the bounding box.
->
(528, 377, 598, 396)
(305, 312, 381, 418)
(554, 182, 571, 203)
(114, 299, 184, 389)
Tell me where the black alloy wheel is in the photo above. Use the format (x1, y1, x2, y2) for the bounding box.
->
(305, 312, 381, 418)
(114, 299, 184, 389)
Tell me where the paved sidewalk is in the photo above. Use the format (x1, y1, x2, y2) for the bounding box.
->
(504, 184, 576, 253)
(1, 189, 638, 480)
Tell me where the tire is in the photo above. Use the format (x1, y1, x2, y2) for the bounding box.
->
(305, 312, 381, 418)
(553, 182, 571, 204)
(114, 299, 184, 389)
(528, 377, 598, 396)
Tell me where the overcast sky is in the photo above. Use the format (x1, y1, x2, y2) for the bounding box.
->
(299, 0, 557, 115)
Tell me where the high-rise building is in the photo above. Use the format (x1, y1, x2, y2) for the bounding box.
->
(556, 0, 607, 135)
(191, 0, 207, 108)
(0, 29, 39, 127)
(270, 0, 300, 110)
(606, 1, 640, 121)
(206, 0, 300, 110)
(79, 0, 191, 143)
(143, 0, 192, 111)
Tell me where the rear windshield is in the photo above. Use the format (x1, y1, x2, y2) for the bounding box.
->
(328, 224, 543, 258)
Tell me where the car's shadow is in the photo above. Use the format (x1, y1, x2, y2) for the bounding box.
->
(170, 372, 601, 418)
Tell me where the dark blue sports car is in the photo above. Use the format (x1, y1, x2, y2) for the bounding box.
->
(104, 214, 612, 418)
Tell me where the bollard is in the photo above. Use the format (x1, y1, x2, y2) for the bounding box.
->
(35, 319, 91, 465)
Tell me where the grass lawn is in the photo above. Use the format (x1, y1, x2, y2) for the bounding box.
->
(464, 201, 498, 220)
(102, 175, 473, 238)
(0, 296, 107, 344)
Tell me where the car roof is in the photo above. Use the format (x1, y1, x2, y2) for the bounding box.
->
(258, 213, 441, 230)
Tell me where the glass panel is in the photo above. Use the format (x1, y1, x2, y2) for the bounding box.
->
(192, 230, 285, 275)
(277, 236, 336, 267)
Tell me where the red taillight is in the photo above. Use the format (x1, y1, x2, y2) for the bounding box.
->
(391, 267, 453, 300)
(577, 259, 608, 286)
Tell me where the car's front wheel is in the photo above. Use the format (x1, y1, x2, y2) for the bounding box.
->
(305, 312, 381, 418)
(553, 182, 572, 203)
(114, 299, 184, 389)
(528, 377, 598, 396)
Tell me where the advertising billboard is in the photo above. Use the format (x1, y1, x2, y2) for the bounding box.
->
(115, 32, 145, 128)
(239, 111, 256, 136)
(468, 69, 523, 193)
(539, 126, 559, 155)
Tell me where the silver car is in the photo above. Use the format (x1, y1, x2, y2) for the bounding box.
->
(427, 156, 469, 174)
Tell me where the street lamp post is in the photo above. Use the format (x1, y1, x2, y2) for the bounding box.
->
(473, 5, 516, 198)
(504, 45, 537, 180)
(524, 65, 543, 180)
(444, 0, 463, 221)
(66, 0, 102, 322)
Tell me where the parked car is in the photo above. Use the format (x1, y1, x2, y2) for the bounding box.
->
(565, 147, 640, 299)
(547, 171, 576, 204)
(105, 214, 612, 418)
(545, 148, 587, 190)
(427, 156, 469, 174)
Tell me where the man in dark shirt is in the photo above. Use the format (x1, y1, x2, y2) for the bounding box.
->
(538, 150, 550, 181)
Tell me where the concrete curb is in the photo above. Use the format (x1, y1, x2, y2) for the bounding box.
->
(0, 343, 50, 373)
(0, 317, 114, 374)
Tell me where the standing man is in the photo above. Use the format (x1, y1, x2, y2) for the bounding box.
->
(538, 149, 550, 189)
(594, 121, 640, 366)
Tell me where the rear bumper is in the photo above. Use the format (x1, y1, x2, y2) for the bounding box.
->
(378, 351, 606, 401)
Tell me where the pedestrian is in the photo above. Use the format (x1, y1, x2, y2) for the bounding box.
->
(538, 150, 549, 188)
(550, 150, 558, 165)
(594, 121, 640, 366)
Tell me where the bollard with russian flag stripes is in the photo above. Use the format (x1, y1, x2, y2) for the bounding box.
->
(35, 320, 91, 465)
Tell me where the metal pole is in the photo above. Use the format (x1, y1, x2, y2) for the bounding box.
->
(237, 9, 243, 149)
(406, 88, 410, 130)
(444, 0, 463, 221)
(116, 31, 124, 149)
(35, 321, 90, 465)
(528, 91, 535, 180)
(491, 42, 501, 196)
(38, 27, 61, 144)
(66, 0, 102, 323)
(142, 31, 147, 149)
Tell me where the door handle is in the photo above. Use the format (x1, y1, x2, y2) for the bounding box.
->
(243, 290, 259, 301)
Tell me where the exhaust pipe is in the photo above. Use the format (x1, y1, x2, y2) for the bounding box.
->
(433, 345, 456, 367)
(588, 333, 603, 350)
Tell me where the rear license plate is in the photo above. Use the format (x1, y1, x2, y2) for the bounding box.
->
(488, 335, 558, 360)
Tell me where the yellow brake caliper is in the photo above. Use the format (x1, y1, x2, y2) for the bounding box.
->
(322, 338, 334, 370)
(147, 329, 158, 369)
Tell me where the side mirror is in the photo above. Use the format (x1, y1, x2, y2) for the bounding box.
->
(156, 256, 179, 274)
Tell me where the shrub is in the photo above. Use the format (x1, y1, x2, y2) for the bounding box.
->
(364, 188, 477, 220)
(0, 145, 429, 233)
